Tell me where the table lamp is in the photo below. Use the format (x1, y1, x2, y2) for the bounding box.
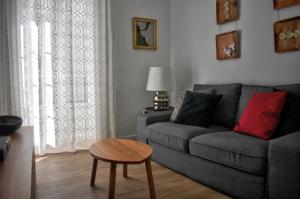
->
(146, 67, 176, 111)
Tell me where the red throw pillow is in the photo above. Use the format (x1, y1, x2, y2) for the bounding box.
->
(233, 92, 288, 140)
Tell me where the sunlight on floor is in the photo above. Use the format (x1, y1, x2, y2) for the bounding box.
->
(35, 156, 48, 163)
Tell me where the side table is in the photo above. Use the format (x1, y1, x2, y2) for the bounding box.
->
(89, 139, 156, 199)
(143, 106, 174, 114)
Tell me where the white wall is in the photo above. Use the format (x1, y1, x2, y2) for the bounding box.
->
(112, 0, 171, 137)
(170, 0, 300, 90)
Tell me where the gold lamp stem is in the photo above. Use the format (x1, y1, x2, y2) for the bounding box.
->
(153, 91, 169, 111)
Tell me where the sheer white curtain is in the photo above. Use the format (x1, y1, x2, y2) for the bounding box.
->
(1, 0, 116, 155)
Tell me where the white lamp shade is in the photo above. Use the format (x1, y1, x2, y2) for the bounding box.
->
(146, 67, 176, 91)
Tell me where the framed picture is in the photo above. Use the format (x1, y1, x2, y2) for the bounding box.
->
(216, 31, 240, 60)
(274, 0, 300, 9)
(216, 0, 239, 25)
(132, 17, 157, 50)
(274, 16, 300, 53)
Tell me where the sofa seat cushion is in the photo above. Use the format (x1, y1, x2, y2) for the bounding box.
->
(189, 131, 268, 175)
(147, 122, 218, 152)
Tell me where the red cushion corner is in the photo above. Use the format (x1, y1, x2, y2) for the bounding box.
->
(233, 91, 288, 140)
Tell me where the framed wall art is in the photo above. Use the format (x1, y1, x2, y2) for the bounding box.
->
(274, 16, 300, 53)
(132, 17, 157, 50)
(274, 0, 300, 9)
(216, 31, 240, 60)
(216, 0, 239, 25)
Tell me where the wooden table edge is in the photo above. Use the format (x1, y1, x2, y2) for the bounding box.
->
(89, 152, 152, 164)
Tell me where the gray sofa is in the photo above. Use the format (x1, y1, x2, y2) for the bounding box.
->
(137, 83, 300, 199)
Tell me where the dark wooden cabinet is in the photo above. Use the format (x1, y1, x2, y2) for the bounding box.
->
(0, 127, 36, 199)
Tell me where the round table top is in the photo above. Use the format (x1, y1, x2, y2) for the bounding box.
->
(89, 139, 152, 164)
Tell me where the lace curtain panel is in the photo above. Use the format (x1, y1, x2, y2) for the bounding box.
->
(1, 0, 116, 155)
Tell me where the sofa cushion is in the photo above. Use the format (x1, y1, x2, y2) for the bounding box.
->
(274, 93, 300, 137)
(193, 83, 241, 128)
(275, 84, 300, 95)
(236, 85, 273, 121)
(189, 131, 268, 175)
(147, 122, 218, 152)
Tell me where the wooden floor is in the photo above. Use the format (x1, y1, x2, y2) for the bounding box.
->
(36, 151, 232, 199)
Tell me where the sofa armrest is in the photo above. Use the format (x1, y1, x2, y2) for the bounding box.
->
(137, 110, 173, 143)
(268, 131, 300, 199)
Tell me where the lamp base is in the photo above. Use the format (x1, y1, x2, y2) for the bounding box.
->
(153, 91, 169, 111)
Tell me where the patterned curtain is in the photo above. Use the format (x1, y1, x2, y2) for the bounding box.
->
(2, 0, 115, 155)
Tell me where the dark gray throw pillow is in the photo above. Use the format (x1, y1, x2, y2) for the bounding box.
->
(193, 84, 241, 128)
(274, 93, 300, 137)
(174, 91, 222, 128)
(170, 88, 216, 121)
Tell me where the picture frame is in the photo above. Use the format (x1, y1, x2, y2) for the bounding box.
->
(132, 17, 157, 50)
(216, 31, 240, 60)
(216, 0, 239, 25)
(273, 0, 300, 9)
(274, 16, 300, 53)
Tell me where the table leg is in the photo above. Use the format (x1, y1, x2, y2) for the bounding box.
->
(145, 159, 156, 199)
(109, 163, 117, 199)
(123, 164, 128, 178)
(90, 158, 98, 186)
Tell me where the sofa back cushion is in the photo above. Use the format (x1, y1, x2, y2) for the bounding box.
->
(193, 83, 241, 128)
(273, 84, 300, 137)
(274, 93, 300, 137)
(275, 84, 300, 95)
(236, 85, 274, 121)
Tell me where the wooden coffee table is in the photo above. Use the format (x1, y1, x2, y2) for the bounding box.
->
(89, 139, 156, 199)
